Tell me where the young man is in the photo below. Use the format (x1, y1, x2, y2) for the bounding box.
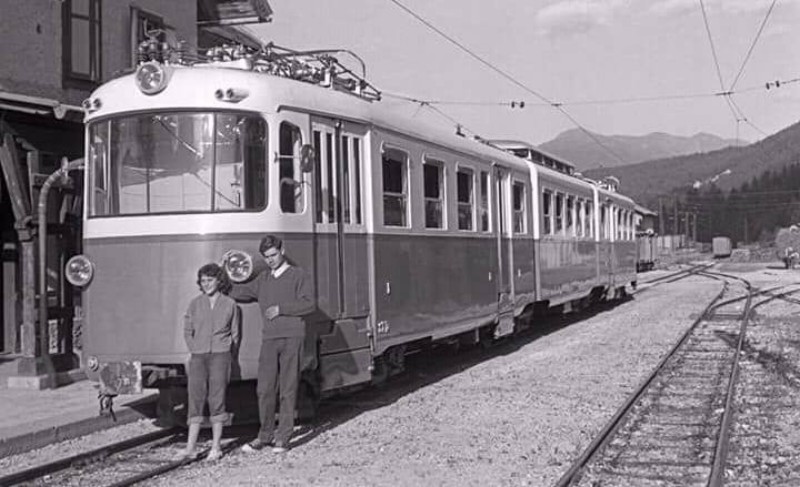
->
(226, 235, 314, 453)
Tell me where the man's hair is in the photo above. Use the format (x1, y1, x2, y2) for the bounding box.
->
(196, 263, 231, 294)
(259, 234, 283, 254)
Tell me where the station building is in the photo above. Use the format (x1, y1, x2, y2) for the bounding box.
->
(0, 0, 270, 379)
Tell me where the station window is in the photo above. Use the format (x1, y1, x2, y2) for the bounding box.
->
(566, 196, 575, 236)
(543, 190, 553, 235)
(63, 0, 102, 86)
(512, 181, 526, 234)
(423, 159, 444, 229)
(457, 168, 475, 231)
(131, 8, 166, 67)
(382, 147, 408, 227)
(555, 193, 564, 235)
(279, 122, 305, 214)
(480, 171, 491, 232)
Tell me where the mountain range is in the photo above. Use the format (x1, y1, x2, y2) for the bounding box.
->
(539, 128, 744, 171)
(581, 120, 800, 210)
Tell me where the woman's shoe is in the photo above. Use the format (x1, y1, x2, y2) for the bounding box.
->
(206, 449, 223, 461)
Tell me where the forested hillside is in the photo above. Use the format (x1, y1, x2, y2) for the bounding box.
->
(585, 120, 800, 211)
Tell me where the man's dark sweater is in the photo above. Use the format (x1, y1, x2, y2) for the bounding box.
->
(229, 265, 314, 339)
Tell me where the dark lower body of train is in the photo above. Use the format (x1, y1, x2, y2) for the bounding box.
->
(80, 231, 637, 424)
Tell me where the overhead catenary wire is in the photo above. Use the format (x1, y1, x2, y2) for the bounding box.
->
(698, 0, 743, 132)
(385, 0, 627, 168)
(729, 0, 780, 91)
(382, 75, 799, 109)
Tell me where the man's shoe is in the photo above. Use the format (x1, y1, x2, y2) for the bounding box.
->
(271, 443, 288, 454)
(206, 449, 223, 461)
(241, 439, 268, 453)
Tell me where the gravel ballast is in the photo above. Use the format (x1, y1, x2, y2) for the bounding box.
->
(141, 273, 723, 487)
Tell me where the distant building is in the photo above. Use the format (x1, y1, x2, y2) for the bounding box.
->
(0, 0, 270, 362)
(634, 204, 657, 233)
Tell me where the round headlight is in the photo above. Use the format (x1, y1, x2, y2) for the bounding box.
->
(135, 62, 168, 95)
(65, 254, 94, 287)
(224, 250, 253, 283)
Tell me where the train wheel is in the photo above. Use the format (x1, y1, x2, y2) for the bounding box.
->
(370, 356, 389, 387)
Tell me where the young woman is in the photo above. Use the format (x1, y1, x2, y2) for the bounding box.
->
(177, 263, 240, 461)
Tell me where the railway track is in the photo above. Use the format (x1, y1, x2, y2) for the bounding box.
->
(723, 283, 800, 486)
(634, 263, 714, 293)
(0, 426, 243, 486)
(556, 269, 755, 487)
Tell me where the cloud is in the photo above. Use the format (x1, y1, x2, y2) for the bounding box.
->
(535, 0, 629, 38)
(650, 0, 794, 16)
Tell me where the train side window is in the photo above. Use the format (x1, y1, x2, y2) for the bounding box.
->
(423, 158, 445, 229)
(326, 133, 336, 223)
(512, 181, 526, 234)
(566, 195, 575, 236)
(352, 137, 363, 225)
(555, 193, 564, 235)
(457, 168, 475, 231)
(587, 201, 594, 238)
(600, 205, 608, 240)
(480, 170, 491, 232)
(341, 135, 352, 223)
(279, 122, 305, 214)
(313, 130, 323, 223)
(543, 190, 553, 235)
(576, 199, 584, 237)
(382, 147, 409, 227)
(88, 121, 109, 215)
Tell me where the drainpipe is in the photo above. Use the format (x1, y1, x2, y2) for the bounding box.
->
(38, 158, 84, 363)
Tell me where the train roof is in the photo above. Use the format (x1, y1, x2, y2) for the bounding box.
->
(85, 41, 635, 203)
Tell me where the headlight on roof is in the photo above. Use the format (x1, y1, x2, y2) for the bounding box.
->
(135, 62, 170, 95)
(65, 254, 94, 287)
(224, 250, 253, 283)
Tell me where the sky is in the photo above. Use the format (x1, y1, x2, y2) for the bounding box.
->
(248, 0, 800, 146)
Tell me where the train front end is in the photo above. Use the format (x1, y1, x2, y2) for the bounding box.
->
(71, 59, 307, 404)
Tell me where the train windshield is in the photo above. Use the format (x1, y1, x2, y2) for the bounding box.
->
(87, 112, 267, 216)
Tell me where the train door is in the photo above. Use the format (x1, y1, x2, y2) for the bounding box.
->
(310, 117, 370, 320)
(494, 167, 515, 338)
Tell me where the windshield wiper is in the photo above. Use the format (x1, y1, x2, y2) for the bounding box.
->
(153, 116, 203, 158)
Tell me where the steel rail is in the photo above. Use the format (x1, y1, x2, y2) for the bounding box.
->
(708, 277, 753, 487)
(553, 277, 729, 487)
(638, 263, 712, 287)
(106, 436, 249, 487)
(0, 427, 177, 485)
(632, 263, 715, 297)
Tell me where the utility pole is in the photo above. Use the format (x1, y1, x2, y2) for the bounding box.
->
(673, 197, 678, 236)
(744, 214, 748, 243)
(659, 197, 665, 235)
(684, 212, 690, 242)
(692, 213, 697, 243)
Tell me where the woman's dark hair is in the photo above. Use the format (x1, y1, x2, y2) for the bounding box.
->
(196, 263, 231, 294)
(259, 234, 283, 255)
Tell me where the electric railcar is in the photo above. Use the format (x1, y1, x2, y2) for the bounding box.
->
(66, 40, 638, 418)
